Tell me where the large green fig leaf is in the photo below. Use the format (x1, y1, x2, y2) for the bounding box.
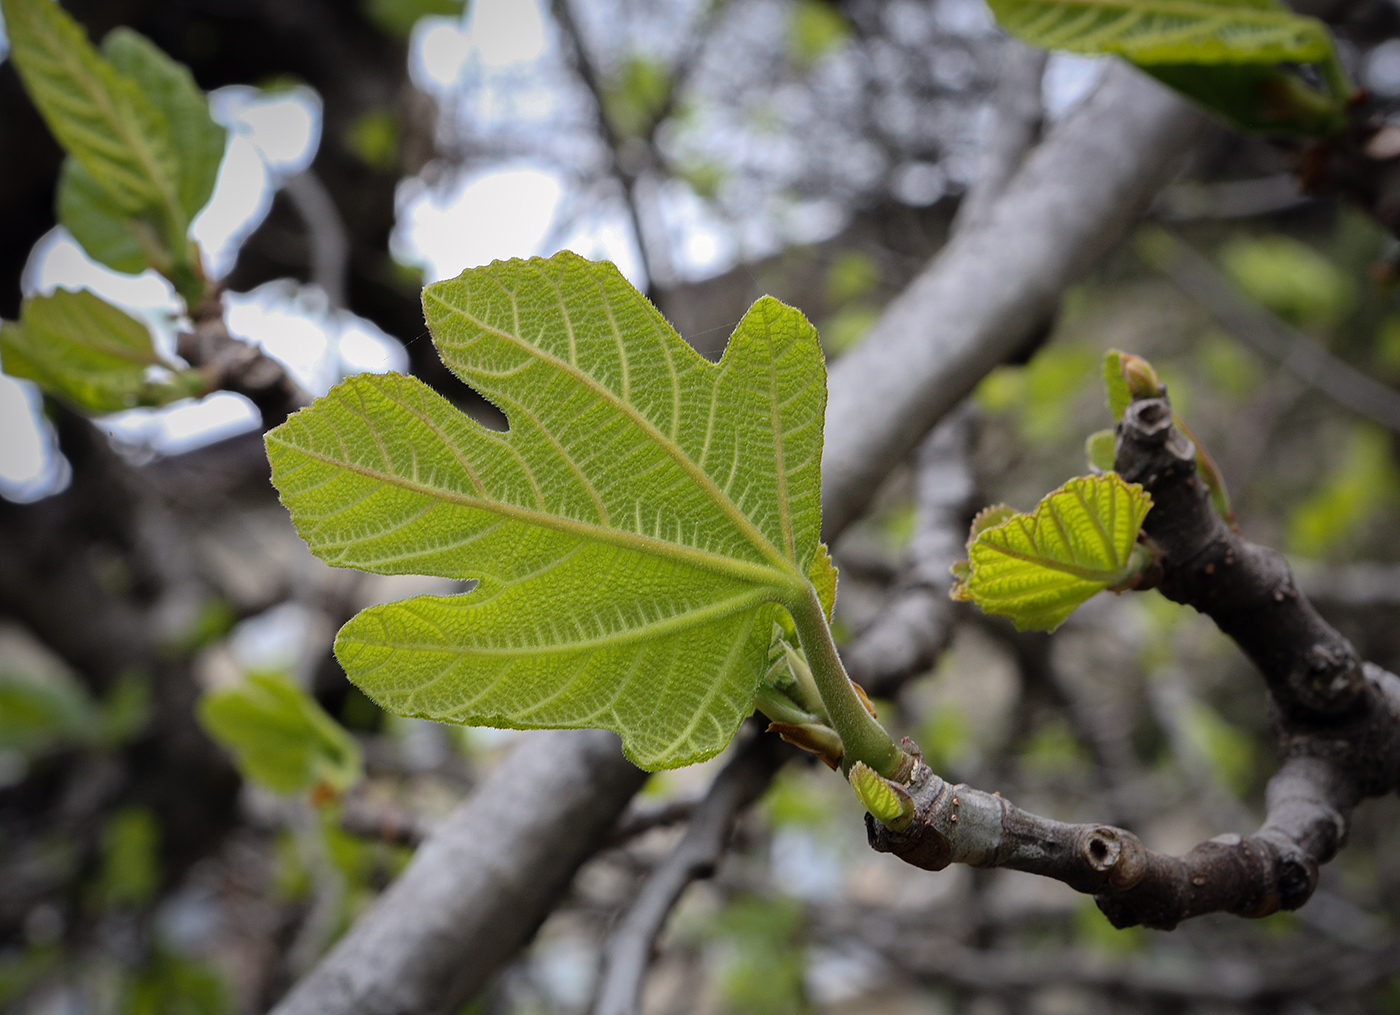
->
(952, 473, 1153, 632)
(266, 252, 837, 770)
(986, 0, 1333, 66)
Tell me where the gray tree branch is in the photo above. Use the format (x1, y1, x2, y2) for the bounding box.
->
(822, 63, 1209, 537)
(268, 64, 1213, 1015)
(868, 390, 1400, 930)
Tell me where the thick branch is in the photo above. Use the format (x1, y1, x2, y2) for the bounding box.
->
(868, 391, 1400, 929)
(591, 734, 788, 1015)
(822, 64, 1208, 537)
(270, 730, 646, 1015)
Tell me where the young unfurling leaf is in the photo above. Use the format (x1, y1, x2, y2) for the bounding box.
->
(198, 672, 362, 796)
(0, 289, 205, 413)
(266, 252, 839, 771)
(952, 473, 1153, 632)
(848, 760, 914, 831)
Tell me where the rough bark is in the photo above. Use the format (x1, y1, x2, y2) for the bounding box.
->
(867, 391, 1400, 930)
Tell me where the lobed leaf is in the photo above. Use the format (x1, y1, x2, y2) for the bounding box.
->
(987, 0, 1333, 66)
(0, 289, 203, 413)
(952, 473, 1153, 632)
(198, 672, 362, 796)
(266, 252, 837, 770)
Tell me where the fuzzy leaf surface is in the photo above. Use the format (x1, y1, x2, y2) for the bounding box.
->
(987, 0, 1333, 65)
(266, 253, 835, 770)
(0, 289, 200, 413)
(952, 474, 1153, 632)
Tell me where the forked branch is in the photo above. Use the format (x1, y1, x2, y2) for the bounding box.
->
(869, 391, 1400, 929)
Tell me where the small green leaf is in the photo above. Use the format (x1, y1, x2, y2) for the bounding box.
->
(266, 253, 832, 771)
(986, 0, 1334, 66)
(1, 0, 180, 215)
(1086, 429, 1116, 471)
(102, 28, 225, 221)
(2, 1, 223, 292)
(967, 504, 1019, 546)
(198, 672, 362, 795)
(57, 157, 160, 275)
(0, 289, 202, 413)
(848, 760, 913, 831)
(952, 474, 1154, 632)
(1103, 350, 1132, 421)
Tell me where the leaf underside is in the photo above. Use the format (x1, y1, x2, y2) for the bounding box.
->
(267, 253, 837, 770)
(953, 473, 1153, 632)
(987, 0, 1333, 66)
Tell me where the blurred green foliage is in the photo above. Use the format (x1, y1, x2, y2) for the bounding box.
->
(198, 671, 362, 796)
(1286, 423, 1400, 559)
(1219, 234, 1354, 331)
(603, 56, 671, 137)
(710, 896, 809, 1015)
(118, 952, 227, 1015)
(1181, 700, 1257, 796)
(975, 344, 1098, 444)
(0, 669, 149, 758)
(94, 806, 161, 910)
(346, 108, 401, 172)
(788, 0, 850, 68)
(362, 0, 466, 38)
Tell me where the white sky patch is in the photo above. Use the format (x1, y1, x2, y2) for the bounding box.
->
(0, 374, 68, 503)
(209, 85, 322, 177)
(1042, 52, 1109, 121)
(191, 135, 273, 281)
(99, 393, 263, 459)
(464, 0, 547, 71)
(396, 165, 566, 281)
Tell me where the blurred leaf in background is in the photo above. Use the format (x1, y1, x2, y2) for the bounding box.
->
(93, 806, 161, 910)
(362, 0, 466, 39)
(1286, 423, 1400, 558)
(710, 895, 809, 1015)
(788, 0, 850, 68)
(1219, 234, 1354, 332)
(198, 672, 362, 796)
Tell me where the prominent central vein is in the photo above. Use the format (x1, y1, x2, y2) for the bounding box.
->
(426, 288, 800, 578)
(277, 437, 801, 593)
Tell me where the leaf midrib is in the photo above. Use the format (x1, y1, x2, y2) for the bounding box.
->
(1007, 0, 1313, 23)
(347, 586, 772, 658)
(272, 437, 803, 594)
(977, 539, 1125, 584)
(425, 287, 802, 580)
(17, 3, 183, 229)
